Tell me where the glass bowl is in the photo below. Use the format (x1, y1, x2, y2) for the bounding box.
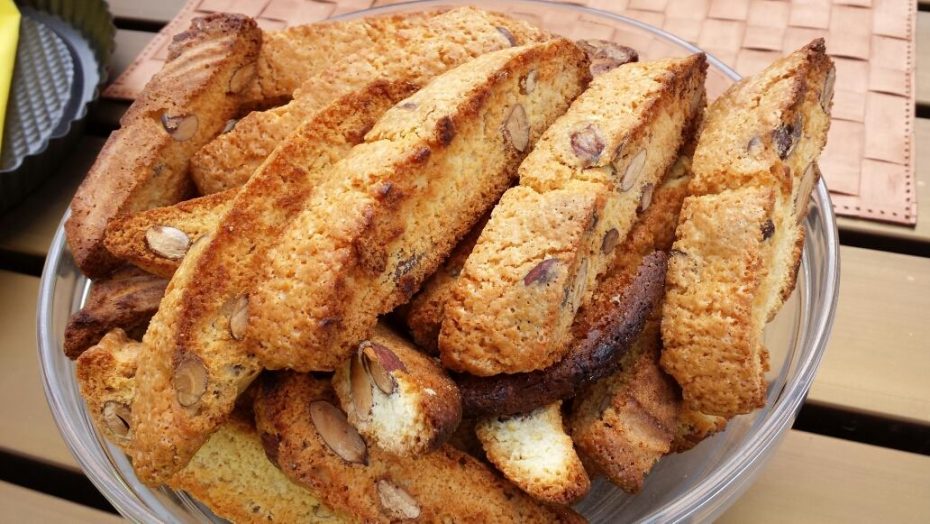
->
(37, 1, 840, 522)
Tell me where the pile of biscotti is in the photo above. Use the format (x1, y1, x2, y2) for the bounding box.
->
(64, 7, 833, 523)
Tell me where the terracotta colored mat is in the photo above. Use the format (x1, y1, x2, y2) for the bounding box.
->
(103, 0, 917, 225)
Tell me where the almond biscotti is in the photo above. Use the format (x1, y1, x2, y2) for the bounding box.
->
(75, 329, 141, 448)
(64, 266, 167, 359)
(190, 7, 548, 194)
(332, 323, 461, 456)
(662, 40, 833, 418)
(476, 402, 590, 504)
(75, 329, 344, 522)
(570, 322, 680, 494)
(246, 39, 590, 372)
(689, 39, 833, 321)
(661, 186, 776, 416)
(254, 372, 583, 523)
(65, 14, 261, 278)
(104, 190, 233, 278)
(128, 80, 416, 486)
(245, 11, 433, 106)
(440, 54, 707, 376)
(171, 417, 348, 524)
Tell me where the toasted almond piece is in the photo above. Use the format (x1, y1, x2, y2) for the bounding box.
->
(523, 258, 558, 286)
(638, 183, 655, 213)
(309, 400, 367, 464)
(350, 352, 373, 421)
(160, 114, 199, 142)
(228, 294, 249, 341)
(361, 342, 405, 395)
(503, 104, 529, 152)
(102, 401, 132, 438)
(601, 228, 619, 254)
(496, 26, 517, 46)
(570, 123, 605, 166)
(519, 69, 537, 95)
(174, 355, 208, 408)
(821, 65, 835, 112)
(619, 149, 647, 192)
(228, 63, 256, 94)
(376, 479, 421, 520)
(747, 135, 763, 157)
(145, 225, 191, 260)
(796, 162, 818, 224)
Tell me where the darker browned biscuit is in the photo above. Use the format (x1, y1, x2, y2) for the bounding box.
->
(457, 251, 667, 417)
(64, 266, 167, 359)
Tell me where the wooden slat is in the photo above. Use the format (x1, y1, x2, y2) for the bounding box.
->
(0, 271, 78, 469)
(0, 481, 125, 523)
(720, 431, 930, 523)
(111, 29, 157, 79)
(107, 0, 185, 24)
(807, 245, 930, 425)
(835, 119, 930, 244)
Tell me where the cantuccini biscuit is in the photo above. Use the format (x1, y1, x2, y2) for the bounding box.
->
(171, 416, 347, 523)
(440, 54, 706, 375)
(570, 322, 680, 494)
(476, 402, 590, 505)
(190, 7, 548, 194)
(244, 11, 431, 107)
(75, 329, 142, 448)
(104, 190, 233, 278)
(254, 372, 583, 523)
(332, 323, 461, 456)
(128, 80, 416, 486)
(689, 39, 832, 322)
(662, 40, 833, 417)
(65, 14, 261, 277)
(661, 186, 776, 416)
(64, 266, 167, 359)
(246, 38, 590, 372)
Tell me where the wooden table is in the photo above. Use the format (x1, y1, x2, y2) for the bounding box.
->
(1, 1, 929, 521)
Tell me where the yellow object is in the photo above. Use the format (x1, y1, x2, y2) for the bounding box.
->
(0, 0, 20, 156)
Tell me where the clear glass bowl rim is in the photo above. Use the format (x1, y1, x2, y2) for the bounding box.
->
(36, 1, 841, 522)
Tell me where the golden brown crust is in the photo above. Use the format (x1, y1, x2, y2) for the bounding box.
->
(104, 190, 234, 278)
(440, 54, 707, 376)
(170, 417, 347, 523)
(246, 39, 591, 372)
(332, 323, 462, 456)
(191, 7, 549, 194)
(477, 402, 591, 505)
(570, 322, 681, 494)
(65, 14, 261, 278)
(254, 372, 583, 523)
(64, 266, 167, 359)
(661, 40, 833, 418)
(128, 80, 417, 486)
(660, 187, 776, 417)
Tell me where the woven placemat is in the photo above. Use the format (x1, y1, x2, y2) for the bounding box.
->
(103, 0, 917, 225)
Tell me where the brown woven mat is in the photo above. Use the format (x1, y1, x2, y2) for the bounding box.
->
(103, 0, 917, 225)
